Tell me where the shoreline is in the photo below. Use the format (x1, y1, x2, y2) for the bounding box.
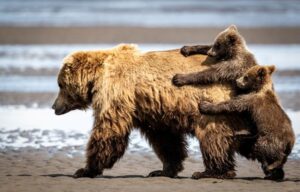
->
(2, 26, 300, 44)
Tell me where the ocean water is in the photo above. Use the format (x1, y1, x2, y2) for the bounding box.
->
(0, 44, 300, 93)
(0, 0, 299, 27)
(0, 44, 299, 159)
(1, 44, 300, 69)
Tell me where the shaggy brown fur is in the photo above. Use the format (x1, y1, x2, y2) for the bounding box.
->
(52, 44, 254, 179)
(172, 25, 257, 88)
(199, 65, 295, 180)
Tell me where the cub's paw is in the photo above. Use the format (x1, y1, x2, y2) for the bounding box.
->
(180, 46, 191, 57)
(73, 168, 98, 178)
(172, 74, 188, 87)
(264, 168, 284, 181)
(198, 101, 213, 114)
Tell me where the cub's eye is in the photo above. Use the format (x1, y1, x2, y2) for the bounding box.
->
(214, 43, 221, 50)
(244, 76, 249, 81)
(58, 83, 63, 88)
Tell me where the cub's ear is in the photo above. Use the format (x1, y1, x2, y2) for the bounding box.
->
(228, 24, 238, 32)
(267, 65, 276, 74)
(257, 67, 267, 79)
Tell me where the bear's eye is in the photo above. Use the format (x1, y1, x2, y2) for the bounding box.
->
(58, 83, 63, 88)
(244, 76, 249, 81)
(67, 94, 73, 100)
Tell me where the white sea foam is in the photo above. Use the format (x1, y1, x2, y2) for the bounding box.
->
(0, 106, 299, 158)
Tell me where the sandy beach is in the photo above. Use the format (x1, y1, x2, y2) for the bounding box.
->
(0, 148, 299, 192)
(2, 26, 300, 44)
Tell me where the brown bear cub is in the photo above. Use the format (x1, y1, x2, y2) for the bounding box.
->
(172, 25, 257, 87)
(199, 65, 295, 180)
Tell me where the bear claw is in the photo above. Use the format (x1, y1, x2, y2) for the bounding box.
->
(147, 170, 164, 177)
(172, 74, 188, 87)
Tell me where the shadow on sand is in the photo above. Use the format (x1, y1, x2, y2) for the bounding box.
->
(9, 174, 300, 182)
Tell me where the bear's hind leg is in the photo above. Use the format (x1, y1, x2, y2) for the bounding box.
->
(193, 122, 236, 179)
(254, 138, 286, 181)
(142, 129, 188, 178)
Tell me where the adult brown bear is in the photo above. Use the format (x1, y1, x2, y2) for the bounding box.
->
(52, 44, 253, 179)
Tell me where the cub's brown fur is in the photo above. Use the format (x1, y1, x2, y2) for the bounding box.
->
(52, 44, 254, 179)
(199, 65, 295, 180)
(172, 25, 257, 88)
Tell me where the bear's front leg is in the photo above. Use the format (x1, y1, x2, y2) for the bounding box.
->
(74, 128, 129, 178)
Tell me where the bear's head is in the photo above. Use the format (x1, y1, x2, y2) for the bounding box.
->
(207, 25, 246, 60)
(52, 51, 106, 115)
(52, 44, 137, 115)
(236, 65, 276, 91)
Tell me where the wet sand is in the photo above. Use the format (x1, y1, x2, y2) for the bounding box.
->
(0, 148, 299, 192)
(1, 26, 300, 44)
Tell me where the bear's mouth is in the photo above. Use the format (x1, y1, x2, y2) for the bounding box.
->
(54, 104, 83, 115)
(54, 106, 71, 115)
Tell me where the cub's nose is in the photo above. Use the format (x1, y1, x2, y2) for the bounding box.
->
(207, 50, 216, 57)
(52, 102, 56, 110)
(236, 78, 245, 88)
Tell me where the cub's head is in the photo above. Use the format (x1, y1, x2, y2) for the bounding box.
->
(207, 25, 246, 60)
(52, 51, 105, 115)
(236, 65, 276, 91)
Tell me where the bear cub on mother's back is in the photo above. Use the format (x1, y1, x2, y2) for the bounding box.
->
(199, 65, 295, 180)
(172, 25, 257, 87)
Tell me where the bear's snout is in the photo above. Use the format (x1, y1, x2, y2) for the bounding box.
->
(52, 98, 69, 115)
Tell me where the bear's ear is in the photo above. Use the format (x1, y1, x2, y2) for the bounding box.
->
(257, 67, 267, 80)
(267, 65, 276, 75)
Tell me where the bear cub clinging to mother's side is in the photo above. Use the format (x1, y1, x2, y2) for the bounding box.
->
(199, 65, 295, 180)
(172, 25, 257, 87)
